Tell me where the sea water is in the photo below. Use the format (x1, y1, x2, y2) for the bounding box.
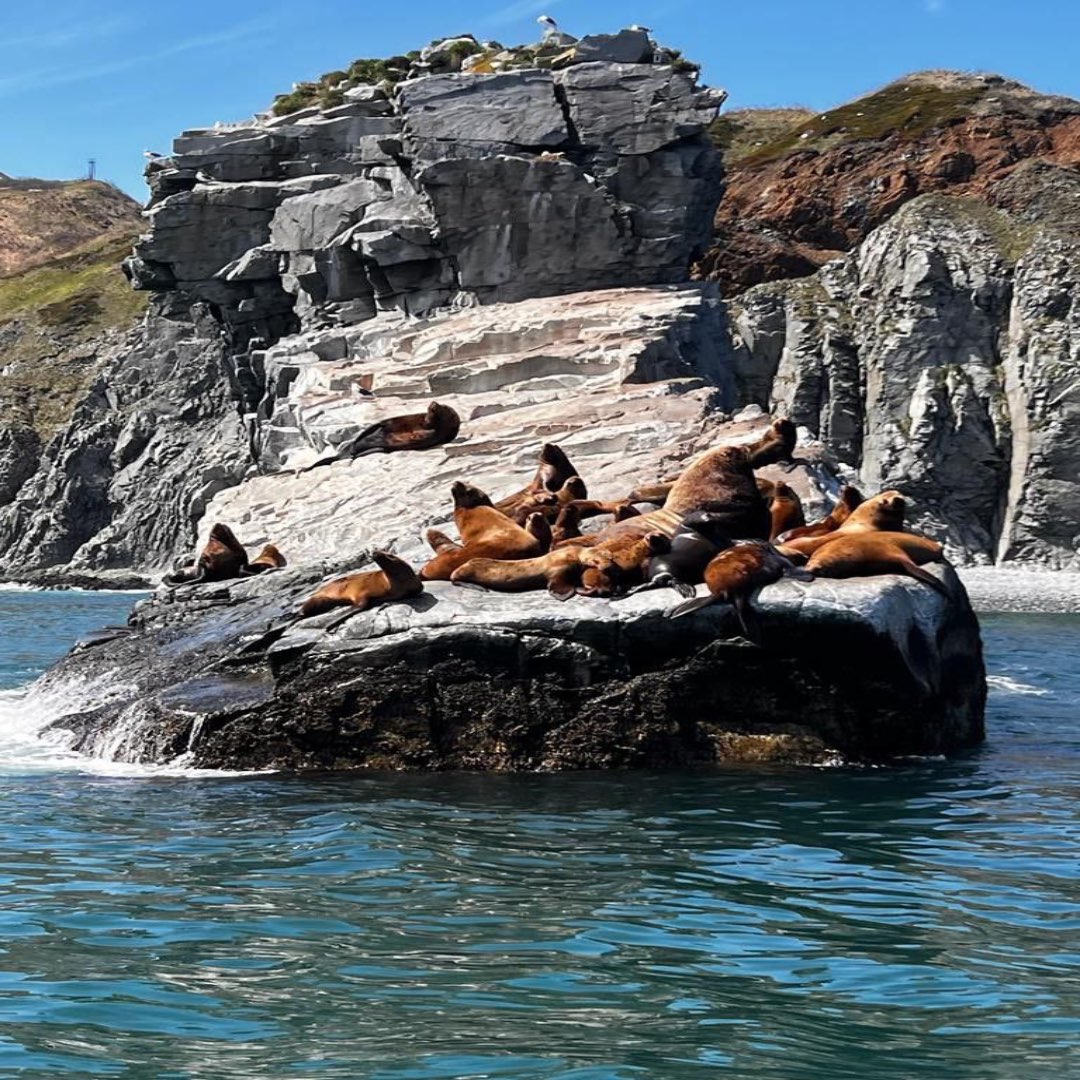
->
(0, 587, 1077, 1078)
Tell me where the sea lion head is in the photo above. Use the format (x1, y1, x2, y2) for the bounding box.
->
(207, 522, 245, 554)
(839, 486, 865, 511)
(870, 489, 906, 528)
(559, 476, 588, 501)
(614, 503, 641, 522)
(451, 481, 493, 510)
(426, 401, 461, 436)
(536, 443, 576, 491)
(773, 481, 794, 500)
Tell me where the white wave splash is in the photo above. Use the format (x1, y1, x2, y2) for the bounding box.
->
(986, 675, 1049, 697)
(0, 678, 269, 779)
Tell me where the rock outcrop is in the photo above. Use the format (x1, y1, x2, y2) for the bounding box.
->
(40, 559, 984, 771)
(724, 188, 1080, 570)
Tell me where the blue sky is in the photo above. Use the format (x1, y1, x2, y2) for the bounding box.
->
(1, 0, 1078, 200)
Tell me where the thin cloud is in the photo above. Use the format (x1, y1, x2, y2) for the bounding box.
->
(0, 18, 278, 99)
(481, 0, 564, 30)
(1, 14, 135, 50)
(924, 0, 946, 13)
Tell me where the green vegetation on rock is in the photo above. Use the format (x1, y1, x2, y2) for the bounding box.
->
(738, 80, 985, 166)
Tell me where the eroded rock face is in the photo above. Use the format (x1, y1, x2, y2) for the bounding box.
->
(130, 60, 725, 342)
(39, 562, 984, 771)
(725, 192, 1080, 570)
(0, 299, 247, 581)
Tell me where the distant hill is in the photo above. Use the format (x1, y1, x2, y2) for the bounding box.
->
(699, 71, 1080, 294)
(0, 178, 141, 278)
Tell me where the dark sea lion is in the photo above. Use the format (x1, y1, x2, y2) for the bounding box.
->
(421, 481, 546, 580)
(495, 444, 581, 519)
(164, 523, 247, 586)
(777, 490, 907, 561)
(778, 485, 864, 544)
(806, 532, 949, 597)
(301, 402, 460, 472)
(240, 544, 287, 576)
(623, 518, 734, 599)
(668, 541, 813, 641)
(768, 481, 805, 541)
(300, 551, 424, 618)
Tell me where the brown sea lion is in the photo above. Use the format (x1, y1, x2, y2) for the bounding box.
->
(563, 497, 640, 521)
(668, 542, 813, 640)
(300, 551, 424, 618)
(625, 479, 677, 506)
(504, 477, 588, 526)
(426, 528, 460, 554)
(747, 418, 797, 469)
(552, 504, 584, 546)
(164, 523, 248, 586)
(241, 544, 287, 576)
(777, 490, 907, 561)
(578, 533, 670, 597)
(777, 486, 865, 544)
(495, 444, 581, 519)
(768, 481, 805, 541)
(806, 532, 949, 596)
(451, 546, 586, 599)
(301, 402, 461, 472)
(421, 481, 546, 580)
(525, 512, 553, 553)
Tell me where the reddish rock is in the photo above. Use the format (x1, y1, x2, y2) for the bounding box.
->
(698, 72, 1080, 295)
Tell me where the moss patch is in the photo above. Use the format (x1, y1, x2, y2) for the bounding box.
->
(739, 81, 986, 167)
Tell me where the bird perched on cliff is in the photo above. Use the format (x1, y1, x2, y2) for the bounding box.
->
(537, 14, 577, 45)
(629, 24, 653, 33)
(143, 150, 163, 160)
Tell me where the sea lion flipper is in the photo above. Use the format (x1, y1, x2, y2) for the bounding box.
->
(666, 595, 715, 619)
(733, 596, 763, 645)
(903, 562, 952, 598)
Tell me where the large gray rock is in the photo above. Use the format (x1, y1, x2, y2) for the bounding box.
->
(37, 560, 985, 770)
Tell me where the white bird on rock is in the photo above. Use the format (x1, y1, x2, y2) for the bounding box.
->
(537, 14, 577, 46)
(143, 150, 163, 160)
(629, 24, 653, 32)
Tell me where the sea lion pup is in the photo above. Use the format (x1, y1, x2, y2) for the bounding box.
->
(667, 542, 813, 641)
(777, 490, 907, 561)
(240, 544, 287, 576)
(504, 476, 587, 526)
(768, 481, 805, 540)
(164, 523, 248, 586)
(495, 443, 580, 519)
(421, 481, 546, 580)
(300, 402, 460, 472)
(300, 551, 424, 618)
(806, 532, 950, 597)
(778, 485, 865, 544)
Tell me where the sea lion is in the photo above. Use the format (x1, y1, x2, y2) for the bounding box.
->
(564, 497, 639, 521)
(805, 532, 949, 596)
(300, 551, 424, 618)
(777, 490, 907, 561)
(777, 485, 864, 543)
(426, 528, 460, 554)
(622, 517, 734, 599)
(625, 480, 677, 506)
(552, 504, 584, 546)
(504, 476, 588, 526)
(421, 481, 546, 580)
(668, 542, 813, 640)
(301, 401, 460, 472)
(495, 443, 580, 519)
(240, 544, 287, 576)
(451, 546, 586, 599)
(164, 523, 248, 586)
(768, 481, 805, 541)
(525, 512, 553, 553)
(746, 418, 798, 468)
(578, 533, 670, 597)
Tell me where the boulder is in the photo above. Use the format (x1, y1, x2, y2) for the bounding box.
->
(39, 561, 985, 770)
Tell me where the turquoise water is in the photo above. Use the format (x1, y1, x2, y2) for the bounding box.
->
(0, 590, 1077, 1077)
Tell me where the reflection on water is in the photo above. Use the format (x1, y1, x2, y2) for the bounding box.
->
(0, 597, 1076, 1077)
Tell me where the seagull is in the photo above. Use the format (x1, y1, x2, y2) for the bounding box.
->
(537, 14, 559, 31)
(143, 150, 163, 159)
(537, 13, 576, 45)
(629, 24, 653, 32)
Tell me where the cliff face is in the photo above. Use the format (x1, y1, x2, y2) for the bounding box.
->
(701, 72, 1080, 295)
(726, 181, 1080, 569)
